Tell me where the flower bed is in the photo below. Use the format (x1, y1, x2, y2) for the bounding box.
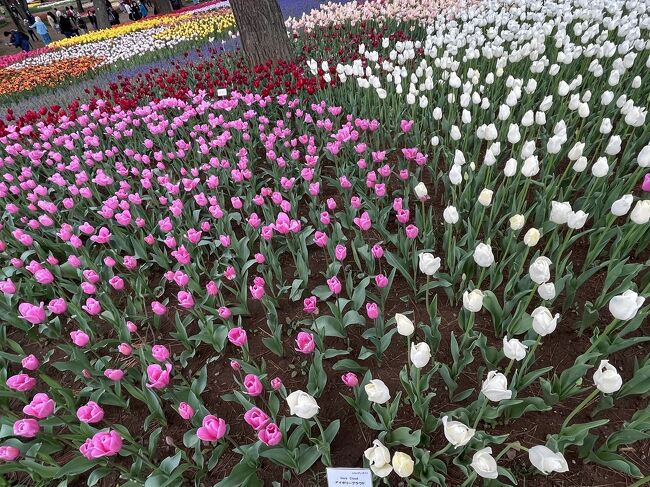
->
(0, 0, 648, 485)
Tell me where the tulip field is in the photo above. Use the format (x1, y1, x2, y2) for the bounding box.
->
(0, 0, 649, 485)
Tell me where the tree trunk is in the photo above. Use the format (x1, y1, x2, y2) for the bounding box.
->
(230, 0, 292, 66)
(92, 0, 109, 28)
(76, 0, 84, 12)
(1, 0, 26, 32)
(151, 0, 172, 14)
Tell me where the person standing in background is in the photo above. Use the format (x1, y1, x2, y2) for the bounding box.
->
(46, 11, 59, 33)
(87, 9, 98, 30)
(29, 16, 51, 45)
(139, 0, 148, 18)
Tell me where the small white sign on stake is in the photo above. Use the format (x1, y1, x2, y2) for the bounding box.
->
(326, 468, 373, 487)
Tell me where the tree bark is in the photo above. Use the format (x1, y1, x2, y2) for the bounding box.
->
(230, 0, 292, 66)
(1, 0, 26, 32)
(91, 0, 109, 28)
(151, 0, 172, 14)
(76, 0, 84, 12)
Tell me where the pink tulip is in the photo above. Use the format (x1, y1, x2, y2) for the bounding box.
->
(21, 354, 39, 371)
(366, 303, 379, 319)
(0, 445, 20, 461)
(375, 274, 388, 288)
(6, 374, 36, 392)
(327, 276, 342, 295)
(244, 407, 270, 431)
(151, 345, 170, 362)
(83, 270, 100, 283)
(249, 284, 265, 300)
(70, 330, 90, 347)
(228, 328, 248, 347)
(243, 374, 264, 396)
(177, 291, 194, 309)
(341, 372, 359, 387)
(405, 224, 419, 239)
(303, 296, 318, 314)
(82, 298, 101, 315)
(230, 360, 241, 371)
(295, 332, 316, 354)
(258, 423, 282, 446)
(18, 302, 45, 325)
(117, 343, 132, 356)
(109, 276, 125, 290)
(23, 393, 55, 419)
(314, 231, 328, 248)
(47, 298, 67, 314)
(178, 402, 194, 420)
(642, 174, 650, 192)
(353, 211, 372, 230)
(197, 415, 227, 442)
(218, 307, 232, 319)
(151, 301, 166, 315)
(271, 377, 283, 390)
(77, 401, 104, 423)
(335, 244, 347, 261)
(80, 430, 122, 459)
(146, 363, 172, 389)
(0, 279, 16, 294)
(206, 280, 219, 296)
(13, 419, 39, 438)
(104, 369, 124, 381)
(371, 244, 384, 259)
(400, 119, 414, 133)
(34, 269, 54, 285)
(254, 253, 265, 264)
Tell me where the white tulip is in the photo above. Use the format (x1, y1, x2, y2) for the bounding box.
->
(463, 289, 484, 313)
(523, 228, 541, 247)
(454, 149, 466, 166)
(441, 416, 475, 447)
(609, 290, 645, 320)
(611, 195, 633, 216)
(443, 205, 459, 224)
(410, 342, 431, 369)
(538, 283, 556, 300)
(450, 125, 461, 140)
(509, 214, 525, 230)
(593, 360, 623, 394)
(481, 371, 512, 402)
(531, 306, 560, 336)
(568, 142, 584, 160)
(529, 446, 569, 475)
(638, 144, 650, 167)
(504, 158, 517, 177)
(471, 447, 499, 479)
(364, 440, 393, 477)
(521, 156, 540, 177)
(414, 182, 428, 200)
(567, 210, 588, 229)
(507, 124, 521, 144)
(392, 452, 414, 478)
(591, 157, 609, 177)
(365, 379, 391, 404)
(600, 118, 612, 134)
(478, 189, 493, 206)
(473, 243, 495, 268)
(449, 164, 463, 185)
(418, 253, 440, 276)
(286, 391, 320, 419)
(550, 201, 572, 224)
(630, 200, 650, 224)
(395, 313, 414, 336)
(503, 336, 527, 361)
(573, 156, 588, 172)
(529, 256, 552, 284)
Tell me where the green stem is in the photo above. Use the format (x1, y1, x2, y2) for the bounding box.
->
(561, 388, 600, 430)
(472, 396, 489, 428)
(584, 319, 620, 355)
(628, 475, 650, 487)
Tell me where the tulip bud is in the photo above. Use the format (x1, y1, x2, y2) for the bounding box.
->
(523, 228, 540, 246)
